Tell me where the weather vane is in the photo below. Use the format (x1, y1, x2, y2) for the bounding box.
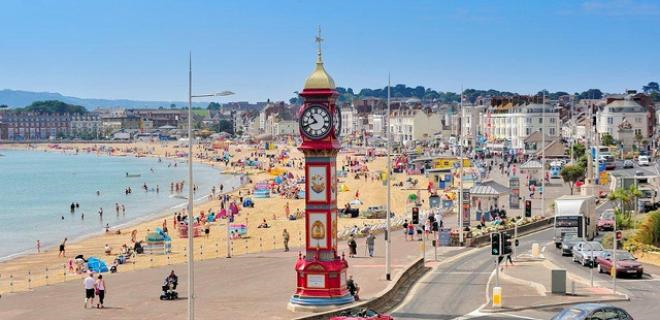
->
(315, 25, 323, 62)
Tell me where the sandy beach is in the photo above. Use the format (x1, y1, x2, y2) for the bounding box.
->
(0, 141, 424, 293)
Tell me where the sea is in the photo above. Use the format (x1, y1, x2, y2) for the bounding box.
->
(0, 149, 240, 260)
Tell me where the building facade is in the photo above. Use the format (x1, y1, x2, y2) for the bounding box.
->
(596, 97, 648, 140)
(485, 101, 560, 151)
(0, 112, 72, 140)
(389, 108, 441, 147)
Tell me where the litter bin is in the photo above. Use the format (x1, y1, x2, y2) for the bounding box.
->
(551, 269, 566, 294)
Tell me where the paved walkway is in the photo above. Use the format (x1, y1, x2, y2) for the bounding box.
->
(483, 258, 627, 312)
(0, 228, 463, 320)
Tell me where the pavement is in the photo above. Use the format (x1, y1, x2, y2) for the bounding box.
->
(480, 259, 628, 313)
(0, 226, 464, 320)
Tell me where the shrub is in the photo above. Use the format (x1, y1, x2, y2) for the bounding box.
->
(635, 210, 660, 247)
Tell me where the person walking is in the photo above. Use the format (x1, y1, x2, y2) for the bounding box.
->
(348, 235, 358, 258)
(95, 274, 106, 309)
(366, 233, 375, 257)
(282, 229, 290, 252)
(58, 237, 68, 257)
(83, 272, 96, 308)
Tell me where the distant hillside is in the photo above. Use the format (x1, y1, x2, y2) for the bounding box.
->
(0, 89, 208, 109)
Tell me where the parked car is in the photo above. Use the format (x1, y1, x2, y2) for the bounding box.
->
(330, 308, 394, 320)
(572, 241, 606, 266)
(361, 205, 388, 219)
(551, 303, 634, 320)
(560, 234, 581, 256)
(597, 209, 615, 231)
(595, 250, 644, 278)
(638, 155, 650, 166)
(623, 160, 634, 169)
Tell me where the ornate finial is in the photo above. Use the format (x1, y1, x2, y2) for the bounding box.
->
(315, 25, 324, 63)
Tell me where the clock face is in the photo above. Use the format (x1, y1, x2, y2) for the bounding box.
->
(333, 106, 341, 138)
(300, 105, 332, 139)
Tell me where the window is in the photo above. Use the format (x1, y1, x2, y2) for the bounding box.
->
(635, 129, 642, 136)
(608, 117, 614, 124)
(635, 117, 642, 123)
(539, 118, 543, 124)
(549, 128, 555, 135)
(550, 117, 556, 123)
(526, 128, 532, 135)
(526, 118, 532, 124)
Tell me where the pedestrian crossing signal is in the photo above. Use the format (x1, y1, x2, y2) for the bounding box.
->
(502, 232, 512, 255)
(491, 232, 501, 256)
(525, 200, 532, 218)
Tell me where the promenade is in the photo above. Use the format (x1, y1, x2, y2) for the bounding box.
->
(0, 227, 463, 320)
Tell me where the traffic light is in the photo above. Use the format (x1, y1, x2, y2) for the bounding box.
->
(491, 232, 501, 256)
(525, 200, 532, 218)
(501, 232, 512, 255)
(412, 207, 419, 225)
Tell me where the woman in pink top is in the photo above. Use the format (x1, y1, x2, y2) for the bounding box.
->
(95, 275, 106, 309)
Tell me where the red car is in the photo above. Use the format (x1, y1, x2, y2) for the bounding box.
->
(330, 309, 394, 320)
(596, 250, 644, 278)
(597, 209, 615, 231)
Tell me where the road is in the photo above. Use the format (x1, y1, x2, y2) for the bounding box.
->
(391, 222, 660, 320)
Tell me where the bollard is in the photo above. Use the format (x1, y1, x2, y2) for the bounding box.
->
(531, 243, 540, 257)
(259, 237, 263, 253)
(27, 271, 32, 290)
(200, 244, 204, 260)
(10, 274, 13, 293)
(492, 286, 502, 308)
(45, 267, 49, 286)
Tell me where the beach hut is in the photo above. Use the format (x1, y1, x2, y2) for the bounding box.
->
(87, 257, 109, 273)
(143, 228, 172, 255)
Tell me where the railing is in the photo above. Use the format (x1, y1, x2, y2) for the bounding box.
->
(0, 227, 305, 295)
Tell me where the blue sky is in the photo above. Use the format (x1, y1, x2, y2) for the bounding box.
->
(1, 0, 659, 103)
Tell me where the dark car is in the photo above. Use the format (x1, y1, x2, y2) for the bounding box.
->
(597, 209, 615, 231)
(596, 250, 644, 278)
(551, 303, 633, 320)
(561, 234, 581, 256)
(330, 308, 393, 320)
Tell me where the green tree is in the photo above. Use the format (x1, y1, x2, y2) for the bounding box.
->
(560, 165, 586, 195)
(213, 119, 234, 135)
(601, 133, 616, 146)
(608, 186, 642, 229)
(169, 103, 176, 109)
(0, 104, 8, 109)
(207, 102, 221, 110)
(571, 144, 586, 159)
(642, 81, 659, 94)
(18, 100, 87, 114)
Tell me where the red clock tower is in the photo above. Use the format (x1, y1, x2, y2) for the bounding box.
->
(288, 29, 353, 311)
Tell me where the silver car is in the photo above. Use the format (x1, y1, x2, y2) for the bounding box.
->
(572, 241, 606, 267)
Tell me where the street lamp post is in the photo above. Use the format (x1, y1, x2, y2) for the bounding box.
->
(386, 74, 392, 281)
(187, 53, 234, 320)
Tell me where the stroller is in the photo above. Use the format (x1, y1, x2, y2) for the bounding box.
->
(160, 278, 179, 300)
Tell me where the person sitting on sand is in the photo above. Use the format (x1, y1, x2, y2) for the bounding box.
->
(258, 218, 270, 228)
(104, 244, 112, 255)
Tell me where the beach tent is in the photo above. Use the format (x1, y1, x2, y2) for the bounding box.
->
(87, 257, 109, 273)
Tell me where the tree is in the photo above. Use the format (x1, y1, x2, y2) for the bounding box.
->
(642, 81, 659, 94)
(207, 102, 221, 110)
(213, 119, 234, 135)
(608, 186, 642, 229)
(577, 89, 603, 100)
(571, 144, 586, 159)
(169, 103, 176, 109)
(0, 104, 8, 109)
(560, 165, 586, 195)
(601, 133, 616, 146)
(18, 100, 87, 114)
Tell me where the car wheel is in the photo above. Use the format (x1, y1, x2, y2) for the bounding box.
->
(582, 259, 588, 266)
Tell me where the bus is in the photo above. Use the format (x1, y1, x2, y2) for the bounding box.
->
(554, 195, 597, 248)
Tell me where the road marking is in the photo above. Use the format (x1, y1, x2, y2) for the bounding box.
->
(388, 247, 482, 314)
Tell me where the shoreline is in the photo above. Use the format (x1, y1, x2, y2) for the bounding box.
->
(0, 145, 245, 263)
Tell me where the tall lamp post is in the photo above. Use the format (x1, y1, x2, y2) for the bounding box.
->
(386, 74, 392, 281)
(187, 53, 234, 320)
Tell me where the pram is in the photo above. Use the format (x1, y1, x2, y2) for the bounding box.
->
(160, 278, 178, 300)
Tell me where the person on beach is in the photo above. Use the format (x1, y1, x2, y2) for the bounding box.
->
(70, 202, 76, 213)
(83, 272, 96, 308)
(95, 274, 106, 309)
(59, 237, 68, 257)
(282, 229, 290, 252)
(36, 240, 40, 253)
